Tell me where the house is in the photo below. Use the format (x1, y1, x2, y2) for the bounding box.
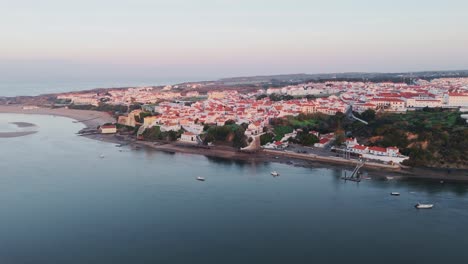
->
(386, 146, 400, 157)
(314, 138, 331, 148)
(309, 130, 320, 138)
(160, 122, 181, 132)
(99, 124, 117, 134)
(345, 138, 358, 148)
(447, 93, 468, 107)
(245, 121, 263, 136)
(370, 98, 406, 111)
(263, 141, 287, 149)
(368, 146, 387, 156)
(179, 132, 197, 143)
(351, 145, 368, 155)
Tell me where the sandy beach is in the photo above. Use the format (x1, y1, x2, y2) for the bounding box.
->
(0, 105, 115, 129)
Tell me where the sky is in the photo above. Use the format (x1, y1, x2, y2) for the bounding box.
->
(1, 0, 468, 85)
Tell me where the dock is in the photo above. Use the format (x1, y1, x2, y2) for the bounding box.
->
(341, 161, 365, 182)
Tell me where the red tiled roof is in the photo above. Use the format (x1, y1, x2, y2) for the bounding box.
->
(318, 138, 330, 144)
(369, 146, 387, 152)
(353, 145, 367, 150)
(101, 125, 116, 129)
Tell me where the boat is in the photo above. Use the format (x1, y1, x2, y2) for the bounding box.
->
(99, 154, 105, 158)
(390, 192, 400, 196)
(196, 177, 205, 181)
(271, 171, 279, 176)
(386, 176, 394, 180)
(415, 203, 433, 209)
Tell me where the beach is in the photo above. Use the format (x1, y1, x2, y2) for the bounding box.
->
(0, 105, 115, 129)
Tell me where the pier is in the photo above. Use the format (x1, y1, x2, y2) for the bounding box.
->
(341, 161, 365, 182)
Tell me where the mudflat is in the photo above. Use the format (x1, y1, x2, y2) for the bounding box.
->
(0, 131, 38, 138)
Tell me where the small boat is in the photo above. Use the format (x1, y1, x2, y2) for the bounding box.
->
(196, 177, 205, 181)
(271, 171, 279, 176)
(415, 203, 433, 209)
(99, 154, 105, 158)
(390, 192, 400, 196)
(386, 176, 394, 180)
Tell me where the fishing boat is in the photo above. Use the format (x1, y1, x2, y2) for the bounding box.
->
(271, 171, 279, 176)
(390, 192, 400, 196)
(415, 203, 433, 209)
(196, 177, 205, 181)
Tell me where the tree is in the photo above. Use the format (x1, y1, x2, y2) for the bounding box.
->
(224, 119, 235, 125)
(334, 130, 346, 146)
(260, 133, 274, 145)
(361, 109, 376, 122)
(129, 103, 142, 111)
(296, 132, 319, 146)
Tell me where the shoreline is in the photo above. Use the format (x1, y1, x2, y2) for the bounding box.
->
(1, 105, 467, 182)
(0, 105, 115, 129)
(87, 133, 468, 183)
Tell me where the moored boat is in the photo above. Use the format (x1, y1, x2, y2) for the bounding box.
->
(391, 192, 400, 196)
(196, 177, 205, 181)
(271, 171, 279, 176)
(415, 203, 433, 209)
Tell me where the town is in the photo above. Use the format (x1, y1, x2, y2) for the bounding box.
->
(57, 77, 468, 167)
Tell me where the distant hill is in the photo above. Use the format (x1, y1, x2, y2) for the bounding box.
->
(218, 70, 468, 85)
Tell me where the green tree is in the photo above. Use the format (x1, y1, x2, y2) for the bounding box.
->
(260, 133, 275, 145)
(361, 109, 376, 122)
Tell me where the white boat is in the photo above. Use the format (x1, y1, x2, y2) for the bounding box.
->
(100, 154, 105, 158)
(196, 177, 205, 181)
(271, 171, 279, 176)
(386, 176, 394, 180)
(390, 192, 400, 196)
(415, 203, 433, 209)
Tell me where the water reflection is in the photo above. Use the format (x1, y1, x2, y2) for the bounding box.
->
(1, 113, 468, 264)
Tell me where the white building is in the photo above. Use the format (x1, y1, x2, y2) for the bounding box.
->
(99, 124, 117, 134)
(447, 93, 468, 107)
(179, 132, 197, 143)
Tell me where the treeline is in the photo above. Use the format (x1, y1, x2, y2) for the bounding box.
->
(268, 113, 344, 145)
(202, 123, 247, 148)
(141, 126, 183, 142)
(268, 108, 467, 168)
(350, 109, 467, 168)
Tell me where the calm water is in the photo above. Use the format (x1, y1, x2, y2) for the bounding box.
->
(0, 114, 468, 264)
(0, 77, 208, 97)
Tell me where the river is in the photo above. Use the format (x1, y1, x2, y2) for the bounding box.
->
(0, 113, 467, 264)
